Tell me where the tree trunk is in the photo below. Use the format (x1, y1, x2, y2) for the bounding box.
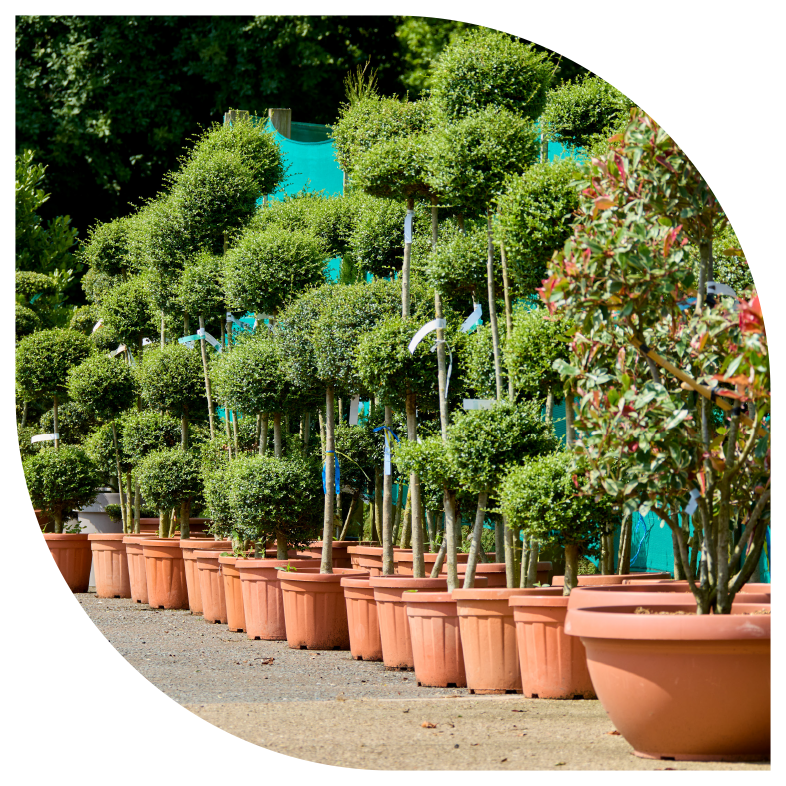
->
(425, 509, 436, 552)
(158, 509, 171, 539)
(110, 422, 127, 533)
(617, 511, 632, 575)
(273, 412, 282, 458)
(545, 389, 554, 422)
(134, 478, 141, 534)
(565, 393, 575, 447)
(179, 498, 191, 539)
(53, 394, 60, 450)
(277, 533, 288, 560)
(402, 196, 415, 318)
(406, 389, 425, 577)
(302, 410, 311, 455)
(382, 406, 394, 575)
(564, 544, 580, 595)
(486, 207, 503, 401)
(430, 536, 447, 578)
(181, 406, 189, 450)
(198, 316, 216, 439)
(463, 491, 489, 589)
(526, 539, 540, 587)
(340, 491, 360, 540)
(499, 239, 515, 400)
(504, 518, 516, 588)
(443, 489, 459, 591)
(494, 518, 504, 564)
(320, 386, 336, 574)
(125, 472, 133, 536)
(160, 312, 165, 348)
(258, 413, 268, 456)
(232, 411, 239, 456)
(393, 481, 406, 545)
(21, 400, 27, 427)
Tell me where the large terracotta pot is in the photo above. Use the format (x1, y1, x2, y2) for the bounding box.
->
(651, 580, 771, 594)
(393, 550, 469, 575)
(140, 538, 189, 609)
(296, 541, 354, 568)
(567, 584, 771, 611)
(219, 555, 247, 633)
(44, 533, 92, 593)
(196, 550, 228, 623)
(123, 535, 149, 603)
(180, 539, 232, 614)
(405, 591, 467, 687)
(510, 592, 596, 700)
(137, 518, 211, 535)
(348, 546, 407, 576)
(239, 559, 317, 640)
(88, 533, 131, 598)
(280, 568, 368, 650)
(453, 587, 550, 694)
(618, 571, 673, 583)
(565, 602, 770, 761)
(370, 576, 450, 670)
(550, 573, 626, 588)
(341, 576, 384, 661)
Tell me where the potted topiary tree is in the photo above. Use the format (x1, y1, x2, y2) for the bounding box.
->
(23, 445, 101, 592)
(540, 111, 770, 760)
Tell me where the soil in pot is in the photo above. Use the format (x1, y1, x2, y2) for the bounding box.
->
(564, 602, 770, 761)
(239, 559, 318, 640)
(44, 533, 92, 593)
(88, 533, 131, 598)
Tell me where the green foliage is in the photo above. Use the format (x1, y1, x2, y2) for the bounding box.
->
(346, 192, 410, 277)
(39, 401, 96, 445)
(500, 450, 611, 550)
(81, 267, 122, 307)
(136, 447, 202, 513)
(66, 354, 137, 423)
(16, 271, 58, 301)
(211, 332, 289, 416)
(99, 275, 157, 345)
(351, 132, 433, 200)
(23, 445, 100, 530)
(83, 422, 126, 480)
(685, 222, 755, 296)
(168, 148, 261, 256)
(77, 217, 133, 277)
(497, 159, 581, 294)
(426, 106, 539, 210)
(430, 28, 553, 121)
(15, 328, 93, 403)
(393, 433, 460, 510)
(136, 343, 206, 417)
(447, 399, 559, 495)
(541, 75, 634, 151)
(181, 115, 284, 195)
(118, 409, 181, 466)
(16, 304, 40, 341)
(177, 251, 225, 320)
(214, 454, 322, 545)
(463, 322, 505, 400)
(222, 225, 327, 315)
(248, 192, 353, 257)
(334, 423, 381, 495)
(505, 306, 571, 401)
(332, 92, 430, 174)
(18, 424, 42, 460)
(15, 149, 79, 305)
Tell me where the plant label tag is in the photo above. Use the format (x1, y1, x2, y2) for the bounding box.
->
(460, 303, 482, 333)
(31, 433, 58, 443)
(404, 210, 414, 244)
(109, 344, 127, 357)
(684, 488, 701, 516)
(92, 319, 103, 333)
(409, 318, 446, 354)
(142, 337, 152, 346)
(349, 395, 360, 425)
(463, 399, 494, 410)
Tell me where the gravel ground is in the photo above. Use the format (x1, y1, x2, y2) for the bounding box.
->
(76, 591, 770, 771)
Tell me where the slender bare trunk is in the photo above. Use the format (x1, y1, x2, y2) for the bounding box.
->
(302, 410, 311, 455)
(486, 207, 503, 401)
(494, 518, 504, 564)
(406, 389, 425, 577)
(526, 539, 540, 587)
(504, 518, 515, 588)
(618, 511, 632, 575)
(181, 406, 189, 450)
(499, 239, 514, 400)
(179, 498, 191, 539)
(320, 386, 336, 574)
(545, 390, 554, 422)
(125, 472, 133, 536)
(273, 413, 282, 458)
(198, 316, 216, 439)
(134, 478, 141, 534)
(340, 491, 360, 540)
(463, 491, 489, 588)
(564, 544, 579, 595)
(232, 411, 239, 456)
(382, 406, 394, 575)
(402, 196, 414, 317)
(53, 395, 60, 450)
(110, 422, 127, 532)
(565, 393, 575, 447)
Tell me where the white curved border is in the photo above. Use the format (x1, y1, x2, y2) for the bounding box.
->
(6, 0, 784, 785)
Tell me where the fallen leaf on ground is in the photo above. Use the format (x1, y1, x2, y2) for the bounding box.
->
(500, 758, 507, 763)
(421, 722, 436, 728)
(606, 730, 620, 735)
(254, 657, 275, 665)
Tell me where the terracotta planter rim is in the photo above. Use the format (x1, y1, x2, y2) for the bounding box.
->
(181, 540, 232, 552)
(43, 533, 88, 541)
(565, 603, 770, 641)
(340, 576, 374, 589)
(509, 594, 571, 608)
(87, 533, 126, 542)
(195, 550, 228, 560)
(238, 558, 316, 570)
(403, 591, 456, 604)
(280, 569, 368, 585)
(370, 576, 453, 589)
(452, 587, 536, 601)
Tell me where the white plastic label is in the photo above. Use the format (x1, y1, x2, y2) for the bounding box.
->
(408, 318, 446, 355)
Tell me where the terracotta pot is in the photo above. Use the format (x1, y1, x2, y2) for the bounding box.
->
(453, 587, 550, 694)
(43, 533, 92, 593)
(219, 555, 246, 632)
(405, 591, 466, 687)
(137, 518, 211, 535)
(238, 559, 317, 640)
(179, 539, 232, 614)
(618, 571, 673, 583)
(551, 573, 626, 588)
(279, 568, 368, 650)
(567, 584, 771, 611)
(370, 576, 449, 670)
(510, 593, 596, 699)
(296, 540, 354, 568)
(393, 550, 469, 575)
(651, 580, 771, 594)
(565, 602, 770, 761)
(341, 576, 384, 661)
(88, 533, 131, 598)
(347, 546, 405, 576)
(140, 538, 189, 609)
(123, 535, 149, 603)
(196, 550, 229, 623)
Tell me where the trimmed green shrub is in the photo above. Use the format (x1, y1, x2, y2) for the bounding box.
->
(16, 270, 58, 301)
(66, 354, 137, 423)
(497, 159, 582, 294)
(334, 423, 382, 497)
(39, 401, 96, 445)
(346, 192, 411, 277)
(463, 322, 504, 400)
(77, 216, 133, 277)
(222, 225, 328, 315)
(351, 132, 432, 200)
(23, 445, 100, 532)
(136, 343, 206, 420)
(16, 328, 93, 405)
(430, 28, 553, 121)
(177, 250, 226, 322)
(81, 266, 121, 306)
(16, 303, 40, 340)
(541, 74, 634, 151)
(84, 422, 127, 483)
(99, 274, 157, 348)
